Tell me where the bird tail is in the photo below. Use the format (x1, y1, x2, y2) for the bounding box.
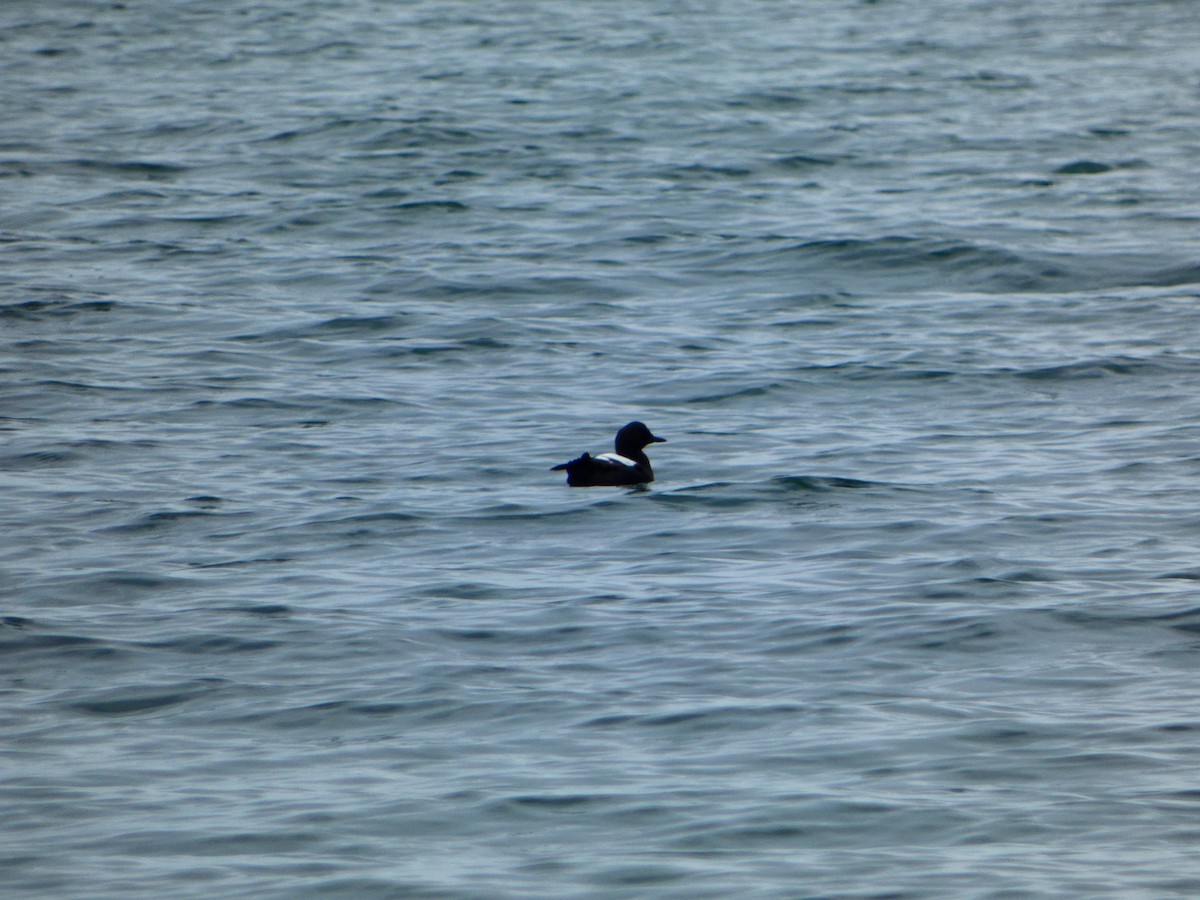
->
(550, 452, 590, 471)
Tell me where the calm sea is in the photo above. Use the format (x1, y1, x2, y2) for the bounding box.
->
(5, 0, 1200, 896)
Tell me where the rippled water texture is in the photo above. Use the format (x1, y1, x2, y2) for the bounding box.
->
(5, 0, 1200, 896)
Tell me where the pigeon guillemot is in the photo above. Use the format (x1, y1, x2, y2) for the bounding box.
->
(552, 421, 667, 487)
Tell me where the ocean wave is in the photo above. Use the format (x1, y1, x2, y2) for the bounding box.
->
(697, 234, 1200, 294)
(0, 299, 116, 321)
(650, 475, 892, 509)
(105, 509, 225, 534)
(260, 116, 488, 151)
(70, 678, 227, 717)
(1011, 357, 1190, 381)
(233, 314, 410, 340)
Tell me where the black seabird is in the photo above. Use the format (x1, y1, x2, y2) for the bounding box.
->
(551, 421, 667, 487)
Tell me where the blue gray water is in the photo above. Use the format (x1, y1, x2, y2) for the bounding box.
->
(5, 0, 1200, 896)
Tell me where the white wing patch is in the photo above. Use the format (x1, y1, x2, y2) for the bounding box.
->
(595, 453, 637, 467)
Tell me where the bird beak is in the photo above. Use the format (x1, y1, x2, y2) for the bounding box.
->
(651, 435, 666, 443)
